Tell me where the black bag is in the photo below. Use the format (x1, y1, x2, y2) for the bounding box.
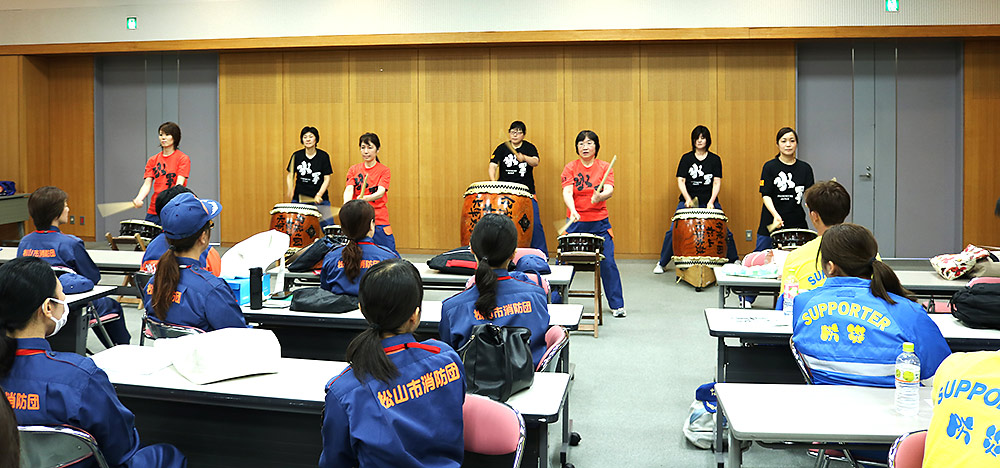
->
(458, 324, 533, 402)
(427, 246, 479, 274)
(287, 237, 337, 272)
(290, 287, 359, 313)
(950, 282, 1000, 329)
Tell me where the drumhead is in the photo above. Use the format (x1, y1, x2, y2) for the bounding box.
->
(556, 233, 604, 241)
(270, 203, 321, 217)
(671, 208, 727, 222)
(121, 219, 162, 228)
(771, 228, 818, 237)
(464, 181, 531, 197)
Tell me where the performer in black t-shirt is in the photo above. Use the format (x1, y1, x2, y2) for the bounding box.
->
(755, 127, 815, 251)
(654, 125, 739, 273)
(489, 120, 547, 252)
(286, 126, 333, 204)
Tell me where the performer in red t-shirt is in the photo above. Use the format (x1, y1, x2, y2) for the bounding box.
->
(132, 122, 190, 225)
(343, 133, 396, 254)
(560, 130, 626, 317)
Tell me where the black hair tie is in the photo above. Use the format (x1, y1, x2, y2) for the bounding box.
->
(868, 256, 877, 266)
(369, 323, 381, 332)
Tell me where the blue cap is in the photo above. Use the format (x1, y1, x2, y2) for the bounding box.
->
(161, 192, 222, 239)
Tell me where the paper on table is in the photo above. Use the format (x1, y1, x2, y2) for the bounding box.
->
(92, 345, 173, 375)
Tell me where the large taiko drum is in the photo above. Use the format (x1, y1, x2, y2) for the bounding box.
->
(771, 228, 818, 251)
(119, 219, 162, 240)
(671, 208, 729, 268)
(269, 203, 322, 250)
(460, 181, 533, 247)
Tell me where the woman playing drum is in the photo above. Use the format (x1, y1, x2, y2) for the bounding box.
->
(756, 127, 814, 252)
(560, 130, 626, 317)
(131, 122, 189, 225)
(343, 133, 396, 254)
(653, 125, 739, 274)
(286, 125, 333, 205)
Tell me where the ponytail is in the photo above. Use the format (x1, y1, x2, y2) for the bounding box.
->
(339, 199, 376, 282)
(152, 223, 209, 321)
(474, 257, 499, 320)
(0, 257, 57, 378)
(870, 260, 915, 305)
(346, 259, 423, 384)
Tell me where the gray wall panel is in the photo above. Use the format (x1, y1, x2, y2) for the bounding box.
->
(177, 53, 220, 243)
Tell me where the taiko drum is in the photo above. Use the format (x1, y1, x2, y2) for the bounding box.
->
(269, 203, 322, 250)
(460, 181, 533, 247)
(671, 208, 729, 268)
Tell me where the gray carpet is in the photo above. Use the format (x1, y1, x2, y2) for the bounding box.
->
(89, 246, 837, 467)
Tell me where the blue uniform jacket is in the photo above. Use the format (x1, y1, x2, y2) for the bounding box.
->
(18, 226, 101, 282)
(142, 257, 247, 331)
(320, 334, 465, 468)
(792, 276, 951, 387)
(440, 269, 551, 367)
(0, 338, 186, 468)
(319, 237, 399, 296)
(141, 234, 210, 272)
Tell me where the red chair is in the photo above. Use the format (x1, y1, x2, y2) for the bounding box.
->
(888, 430, 926, 468)
(968, 277, 1000, 286)
(536, 325, 569, 373)
(462, 394, 525, 468)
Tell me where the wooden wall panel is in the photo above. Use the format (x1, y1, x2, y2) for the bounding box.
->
(963, 41, 1000, 247)
(22, 57, 50, 195)
(418, 48, 491, 250)
(47, 56, 95, 239)
(639, 44, 719, 255)
(282, 50, 351, 203)
(716, 42, 797, 255)
(218, 52, 283, 244)
(349, 50, 420, 249)
(489, 46, 565, 254)
(563, 45, 641, 253)
(0, 57, 22, 188)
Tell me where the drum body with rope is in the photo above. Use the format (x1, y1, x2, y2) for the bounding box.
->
(771, 228, 818, 251)
(460, 181, 533, 248)
(269, 203, 322, 250)
(322, 224, 349, 246)
(119, 219, 162, 240)
(671, 208, 729, 268)
(556, 233, 605, 260)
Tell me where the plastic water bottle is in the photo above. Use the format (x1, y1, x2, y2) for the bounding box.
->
(782, 273, 799, 319)
(894, 342, 921, 416)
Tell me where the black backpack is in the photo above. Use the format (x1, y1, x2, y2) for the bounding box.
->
(950, 282, 1000, 329)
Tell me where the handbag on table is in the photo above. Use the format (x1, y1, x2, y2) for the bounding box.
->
(458, 323, 533, 402)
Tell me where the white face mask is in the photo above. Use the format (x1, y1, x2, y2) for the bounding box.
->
(45, 297, 69, 338)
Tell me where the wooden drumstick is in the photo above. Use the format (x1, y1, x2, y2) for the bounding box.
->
(595, 155, 618, 193)
(358, 173, 369, 200)
(504, 140, 518, 156)
(97, 201, 137, 217)
(556, 218, 575, 236)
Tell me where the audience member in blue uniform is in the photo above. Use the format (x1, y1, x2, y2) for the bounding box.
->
(0, 256, 187, 467)
(143, 193, 246, 331)
(792, 223, 951, 387)
(141, 185, 221, 276)
(440, 214, 551, 367)
(18, 186, 130, 345)
(320, 259, 465, 468)
(320, 199, 399, 296)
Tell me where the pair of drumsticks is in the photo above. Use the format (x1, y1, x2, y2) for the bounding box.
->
(557, 155, 617, 236)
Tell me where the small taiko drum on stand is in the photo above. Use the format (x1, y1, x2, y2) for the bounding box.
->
(322, 224, 348, 246)
(556, 233, 605, 261)
(672, 208, 729, 290)
(460, 181, 534, 248)
(120, 219, 162, 240)
(771, 228, 818, 251)
(269, 203, 322, 252)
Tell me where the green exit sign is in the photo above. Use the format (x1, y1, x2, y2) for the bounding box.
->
(886, 0, 899, 12)
(126, 17, 137, 30)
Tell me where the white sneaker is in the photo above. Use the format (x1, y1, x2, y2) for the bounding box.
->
(652, 264, 664, 274)
(612, 308, 627, 318)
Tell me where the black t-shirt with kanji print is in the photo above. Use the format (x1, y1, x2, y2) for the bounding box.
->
(675, 151, 723, 203)
(490, 141, 539, 194)
(757, 155, 815, 236)
(286, 149, 333, 201)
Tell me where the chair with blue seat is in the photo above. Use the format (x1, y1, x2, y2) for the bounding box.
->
(19, 425, 111, 468)
(462, 393, 525, 468)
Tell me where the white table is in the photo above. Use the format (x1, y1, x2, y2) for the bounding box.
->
(0, 247, 144, 274)
(93, 346, 572, 468)
(269, 262, 576, 302)
(715, 383, 933, 467)
(714, 266, 968, 308)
